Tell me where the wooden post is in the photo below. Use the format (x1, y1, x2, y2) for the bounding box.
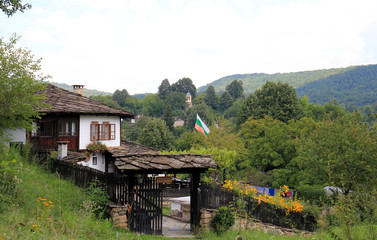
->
(190, 171, 201, 228)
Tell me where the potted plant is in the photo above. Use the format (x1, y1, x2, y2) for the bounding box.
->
(86, 141, 107, 153)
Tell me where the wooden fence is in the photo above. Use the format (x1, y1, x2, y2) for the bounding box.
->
(48, 158, 129, 205)
(200, 183, 317, 232)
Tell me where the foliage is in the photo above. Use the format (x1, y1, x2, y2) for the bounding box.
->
(197, 67, 351, 96)
(164, 91, 186, 111)
(300, 96, 349, 121)
(225, 79, 244, 100)
(157, 79, 170, 100)
(170, 77, 197, 99)
(112, 89, 129, 107)
(87, 179, 110, 218)
(140, 94, 164, 117)
(295, 185, 329, 206)
(237, 81, 303, 126)
(0, 0, 31, 17)
(219, 90, 233, 113)
(296, 64, 377, 110)
(86, 141, 107, 153)
(0, 35, 49, 136)
(296, 114, 377, 195)
(204, 85, 219, 110)
(223, 181, 304, 215)
(238, 116, 317, 188)
(123, 96, 142, 114)
(162, 104, 174, 131)
(185, 103, 213, 130)
(138, 118, 173, 150)
(211, 206, 235, 235)
(224, 98, 243, 124)
(90, 95, 121, 109)
(0, 146, 22, 212)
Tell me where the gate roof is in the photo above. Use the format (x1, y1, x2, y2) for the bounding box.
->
(107, 141, 216, 174)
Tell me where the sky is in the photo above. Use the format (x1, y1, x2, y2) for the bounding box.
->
(2, 0, 377, 94)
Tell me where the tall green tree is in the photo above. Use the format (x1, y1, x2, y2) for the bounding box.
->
(0, 35, 48, 136)
(163, 105, 174, 131)
(138, 118, 173, 150)
(112, 89, 128, 107)
(238, 116, 317, 188)
(170, 77, 197, 99)
(157, 79, 171, 100)
(296, 115, 377, 195)
(0, 0, 31, 17)
(204, 85, 218, 110)
(237, 81, 303, 126)
(164, 92, 186, 111)
(219, 90, 233, 113)
(140, 94, 164, 117)
(225, 79, 244, 100)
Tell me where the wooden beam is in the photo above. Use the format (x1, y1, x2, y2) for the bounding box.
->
(190, 171, 201, 228)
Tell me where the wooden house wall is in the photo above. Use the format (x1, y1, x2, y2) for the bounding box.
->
(30, 115, 79, 151)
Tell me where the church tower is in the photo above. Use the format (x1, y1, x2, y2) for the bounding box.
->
(185, 92, 192, 110)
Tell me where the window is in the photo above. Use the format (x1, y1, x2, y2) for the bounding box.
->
(90, 122, 116, 141)
(58, 120, 78, 136)
(92, 156, 97, 165)
(39, 122, 54, 137)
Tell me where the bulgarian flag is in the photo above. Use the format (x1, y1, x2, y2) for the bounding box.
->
(194, 114, 210, 137)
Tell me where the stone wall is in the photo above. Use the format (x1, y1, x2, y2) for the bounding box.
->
(109, 204, 128, 230)
(200, 208, 217, 229)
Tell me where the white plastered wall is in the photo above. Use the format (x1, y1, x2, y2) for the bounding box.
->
(3, 128, 26, 144)
(79, 115, 121, 150)
(78, 152, 106, 172)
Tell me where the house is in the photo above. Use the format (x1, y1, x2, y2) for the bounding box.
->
(28, 84, 134, 151)
(5, 83, 134, 172)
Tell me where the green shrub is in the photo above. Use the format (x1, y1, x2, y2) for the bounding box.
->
(296, 185, 329, 205)
(87, 178, 109, 218)
(211, 206, 235, 235)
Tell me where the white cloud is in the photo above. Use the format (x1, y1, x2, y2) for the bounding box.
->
(4, 0, 377, 94)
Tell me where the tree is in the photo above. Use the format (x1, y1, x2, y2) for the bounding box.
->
(163, 105, 174, 131)
(185, 103, 213, 130)
(164, 92, 186, 111)
(157, 79, 170, 100)
(296, 115, 377, 195)
(238, 116, 317, 188)
(140, 94, 164, 117)
(0, 0, 31, 17)
(112, 89, 128, 107)
(204, 85, 218, 110)
(90, 95, 121, 109)
(0, 35, 48, 136)
(170, 77, 197, 99)
(225, 80, 244, 100)
(138, 118, 173, 150)
(219, 90, 233, 113)
(237, 81, 303, 126)
(123, 96, 142, 114)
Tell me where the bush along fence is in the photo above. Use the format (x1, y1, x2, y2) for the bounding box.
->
(201, 181, 318, 232)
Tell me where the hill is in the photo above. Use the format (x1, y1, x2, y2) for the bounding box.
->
(296, 65, 377, 110)
(198, 64, 377, 109)
(50, 82, 112, 97)
(197, 67, 353, 95)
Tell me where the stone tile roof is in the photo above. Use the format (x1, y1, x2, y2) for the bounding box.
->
(108, 141, 217, 172)
(38, 84, 134, 118)
(61, 141, 217, 172)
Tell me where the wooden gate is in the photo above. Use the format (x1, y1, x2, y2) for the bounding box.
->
(129, 177, 163, 235)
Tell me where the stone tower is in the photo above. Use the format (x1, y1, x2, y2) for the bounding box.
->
(185, 92, 192, 110)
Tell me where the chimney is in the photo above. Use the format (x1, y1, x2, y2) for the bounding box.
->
(73, 85, 85, 96)
(57, 141, 69, 159)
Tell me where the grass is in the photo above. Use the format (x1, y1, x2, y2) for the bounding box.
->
(0, 147, 336, 239)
